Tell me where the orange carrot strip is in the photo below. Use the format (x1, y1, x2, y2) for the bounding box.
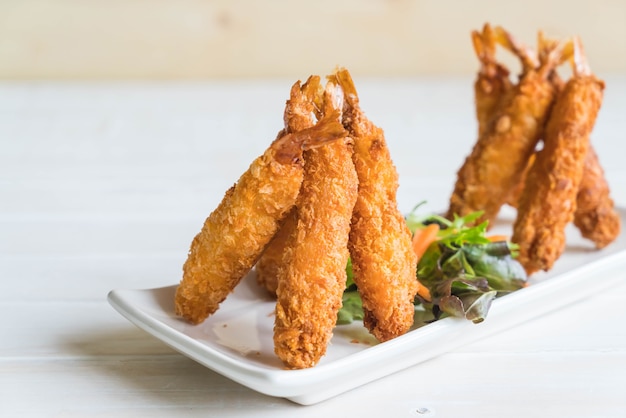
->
(412, 223, 440, 260)
(487, 234, 509, 242)
(416, 281, 432, 302)
(412, 224, 439, 303)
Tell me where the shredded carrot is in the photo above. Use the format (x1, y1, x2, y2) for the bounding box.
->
(412, 223, 440, 260)
(412, 224, 439, 303)
(416, 281, 432, 302)
(487, 234, 509, 242)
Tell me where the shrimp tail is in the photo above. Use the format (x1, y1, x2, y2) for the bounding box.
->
(472, 23, 513, 137)
(330, 67, 360, 110)
(333, 67, 418, 343)
(271, 116, 346, 164)
(493, 25, 539, 71)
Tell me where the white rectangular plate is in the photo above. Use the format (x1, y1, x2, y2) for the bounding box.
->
(108, 208, 626, 405)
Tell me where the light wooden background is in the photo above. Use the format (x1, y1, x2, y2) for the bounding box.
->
(1, 0, 625, 79)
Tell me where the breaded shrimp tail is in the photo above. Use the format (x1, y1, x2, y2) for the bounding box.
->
(256, 76, 322, 296)
(274, 80, 359, 369)
(334, 68, 418, 342)
(175, 117, 346, 324)
(513, 38, 605, 274)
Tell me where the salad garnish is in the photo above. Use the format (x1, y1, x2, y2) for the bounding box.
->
(336, 259, 365, 325)
(337, 204, 528, 326)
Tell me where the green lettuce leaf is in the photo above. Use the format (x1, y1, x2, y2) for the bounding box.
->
(462, 243, 527, 292)
(414, 208, 527, 322)
(336, 289, 364, 325)
(336, 205, 528, 326)
(337, 258, 364, 325)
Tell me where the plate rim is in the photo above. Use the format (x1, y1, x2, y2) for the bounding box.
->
(107, 209, 626, 404)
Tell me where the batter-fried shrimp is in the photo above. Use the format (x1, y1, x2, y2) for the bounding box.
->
(513, 136, 621, 252)
(504, 35, 564, 229)
(274, 80, 358, 369)
(472, 23, 513, 137)
(512, 38, 605, 275)
(447, 26, 563, 225)
(574, 147, 621, 248)
(256, 76, 322, 296)
(508, 33, 620, 249)
(175, 116, 347, 324)
(471, 24, 524, 208)
(333, 68, 418, 343)
(541, 36, 621, 249)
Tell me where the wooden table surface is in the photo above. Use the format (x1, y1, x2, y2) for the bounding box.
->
(2, 77, 626, 417)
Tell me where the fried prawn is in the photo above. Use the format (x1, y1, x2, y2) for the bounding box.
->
(447, 26, 559, 225)
(510, 33, 620, 250)
(545, 41, 622, 249)
(334, 68, 418, 342)
(274, 80, 359, 368)
(175, 116, 346, 324)
(574, 146, 621, 248)
(512, 38, 605, 274)
(255, 77, 323, 296)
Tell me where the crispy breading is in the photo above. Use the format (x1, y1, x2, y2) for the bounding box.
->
(174, 117, 346, 324)
(274, 81, 358, 368)
(255, 77, 322, 296)
(255, 208, 295, 296)
(508, 72, 620, 250)
(447, 27, 559, 225)
(334, 68, 418, 343)
(573, 146, 621, 248)
(545, 70, 620, 248)
(513, 56, 604, 274)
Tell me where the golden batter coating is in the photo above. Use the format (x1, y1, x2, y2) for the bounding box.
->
(333, 68, 418, 343)
(547, 53, 622, 249)
(508, 76, 620, 249)
(447, 27, 560, 225)
(573, 146, 621, 249)
(175, 117, 346, 324)
(255, 77, 322, 296)
(255, 208, 295, 296)
(274, 81, 359, 368)
(513, 39, 605, 274)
